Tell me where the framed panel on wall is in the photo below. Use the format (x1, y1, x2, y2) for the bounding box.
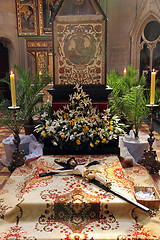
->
(38, 0, 100, 36)
(16, 0, 38, 36)
(38, 0, 61, 35)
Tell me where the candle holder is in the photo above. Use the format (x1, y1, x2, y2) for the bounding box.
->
(8, 106, 25, 173)
(140, 104, 160, 174)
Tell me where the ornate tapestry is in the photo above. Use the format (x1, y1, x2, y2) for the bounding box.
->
(54, 20, 105, 85)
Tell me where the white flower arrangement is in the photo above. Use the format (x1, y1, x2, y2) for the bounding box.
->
(35, 84, 125, 152)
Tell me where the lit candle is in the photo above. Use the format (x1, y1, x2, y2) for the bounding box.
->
(150, 69, 156, 104)
(123, 68, 127, 76)
(39, 71, 43, 93)
(10, 71, 16, 107)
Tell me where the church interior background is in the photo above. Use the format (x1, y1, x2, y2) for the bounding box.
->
(0, 0, 159, 101)
(0, 1, 160, 239)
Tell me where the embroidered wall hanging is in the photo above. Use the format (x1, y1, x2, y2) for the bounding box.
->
(52, 0, 107, 85)
(54, 21, 105, 85)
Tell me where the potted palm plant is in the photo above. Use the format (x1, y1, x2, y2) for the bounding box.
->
(0, 65, 51, 136)
(107, 65, 149, 138)
(122, 85, 148, 138)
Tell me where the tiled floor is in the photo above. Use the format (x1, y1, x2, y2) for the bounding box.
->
(0, 122, 160, 191)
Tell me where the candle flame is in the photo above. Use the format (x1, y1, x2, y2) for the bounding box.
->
(123, 68, 127, 76)
(10, 71, 13, 75)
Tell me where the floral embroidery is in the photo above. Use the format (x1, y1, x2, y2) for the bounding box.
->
(1, 225, 36, 239)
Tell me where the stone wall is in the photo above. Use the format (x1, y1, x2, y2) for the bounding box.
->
(0, 0, 159, 76)
(0, 0, 19, 70)
(101, 0, 160, 74)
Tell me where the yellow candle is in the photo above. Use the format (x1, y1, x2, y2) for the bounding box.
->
(10, 71, 16, 107)
(39, 71, 43, 93)
(150, 70, 156, 104)
(123, 68, 127, 76)
(39, 71, 42, 76)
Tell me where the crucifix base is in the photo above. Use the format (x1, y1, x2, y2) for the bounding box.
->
(139, 104, 160, 174)
(140, 150, 160, 174)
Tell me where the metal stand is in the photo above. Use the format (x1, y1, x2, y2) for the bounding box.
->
(8, 106, 25, 173)
(140, 104, 160, 174)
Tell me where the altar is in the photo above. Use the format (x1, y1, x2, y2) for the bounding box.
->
(0, 154, 160, 239)
(1, 1, 160, 238)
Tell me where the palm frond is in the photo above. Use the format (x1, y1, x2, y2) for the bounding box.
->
(0, 65, 52, 134)
(122, 86, 148, 136)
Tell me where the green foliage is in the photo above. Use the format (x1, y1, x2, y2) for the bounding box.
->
(0, 99, 24, 134)
(153, 84, 160, 122)
(123, 85, 148, 137)
(0, 65, 51, 134)
(155, 84, 160, 104)
(0, 74, 10, 87)
(123, 65, 146, 90)
(107, 71, 124, 116)
(107, 65, 149, 137)
(35, 100, 52, 121)
(14, 65, 51, 124)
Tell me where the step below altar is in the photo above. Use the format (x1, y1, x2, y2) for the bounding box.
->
(43, 138, 120, 156)
(48, 84, 112, 112)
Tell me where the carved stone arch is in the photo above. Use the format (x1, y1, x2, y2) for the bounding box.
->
(130, 2, 160, 72)
(0, 37, 15, 72)
(0, 37, 16, 99)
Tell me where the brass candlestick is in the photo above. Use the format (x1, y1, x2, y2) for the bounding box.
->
(140, 104, 160, 174)
(8, 106, 25, 173)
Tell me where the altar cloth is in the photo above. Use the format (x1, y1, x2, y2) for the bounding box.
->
(0, 155, 160, 240)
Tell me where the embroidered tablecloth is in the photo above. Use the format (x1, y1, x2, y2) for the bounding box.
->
(0, 155, 160, 240)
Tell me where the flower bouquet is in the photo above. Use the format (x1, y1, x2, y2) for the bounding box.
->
(35, 84, 125, 154)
